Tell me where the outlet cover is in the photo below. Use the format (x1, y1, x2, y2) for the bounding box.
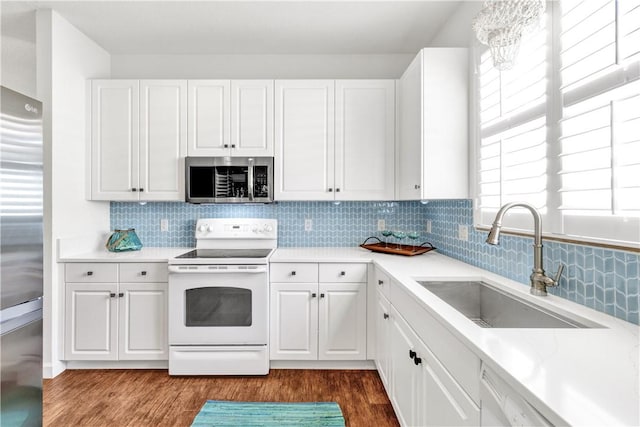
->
(458, 224, 468, 241)
(377, 219, 386, 231)
(426, 220, 432, 233)
(160, 219, 169, 232)
(305, 219, 313, 232)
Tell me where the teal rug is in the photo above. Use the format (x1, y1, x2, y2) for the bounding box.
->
(191, 400, 346, 426)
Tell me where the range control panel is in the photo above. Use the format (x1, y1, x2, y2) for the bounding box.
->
(195, 218, 278, 240)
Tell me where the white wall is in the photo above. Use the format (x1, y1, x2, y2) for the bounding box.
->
(111, 53, 414, 79)
(1, 8, 37, 97)
(36, 9, 111, 378)
(429, 1, 483, 48)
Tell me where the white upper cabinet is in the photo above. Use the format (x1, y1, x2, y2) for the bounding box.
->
(397, 48, 469, 200)
(187, 80, 230, 156)
(90, 80, 140, 201)
(275, 79, 395, 201)
(188, 80, 274, 157)
(275, 80, 336, 201)
(89, 79, 186, 201)
(335, 80, 395, 201)
(139, 80, 187, 201)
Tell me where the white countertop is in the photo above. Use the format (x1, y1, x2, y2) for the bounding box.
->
(58, 245, 640, 425)
(271, 247, 640, 427)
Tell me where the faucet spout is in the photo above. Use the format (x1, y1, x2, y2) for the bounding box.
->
(486, 202, 561, 296)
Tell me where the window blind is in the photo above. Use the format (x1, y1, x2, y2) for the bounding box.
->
(474, 0, 640, 247)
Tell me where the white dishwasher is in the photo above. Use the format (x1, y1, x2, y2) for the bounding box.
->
(480, 364, 554, 427)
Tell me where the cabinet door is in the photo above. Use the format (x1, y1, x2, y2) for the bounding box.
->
(275, 80, 335, 201)
(187, 80, 231, 156)
(231, 80, 274, 156)
(335, 80, 395, 200)
(90, 80, 139, 200)
(318, 283, 366, 360)
(139, 80, 187, 201)
(418, 339, 480, 426)
(397, 53, 423, 200)
(375, 292, 392, 388)
(64, 283, 118, 360)
(270, 282, 318, 360)
(389, 307, 421, 427)
(118, 282, 168, 360)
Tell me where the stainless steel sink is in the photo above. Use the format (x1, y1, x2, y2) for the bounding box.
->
(417, 281, 601, 328)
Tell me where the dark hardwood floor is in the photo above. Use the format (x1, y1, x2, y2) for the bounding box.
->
(43, 369, 399, 426)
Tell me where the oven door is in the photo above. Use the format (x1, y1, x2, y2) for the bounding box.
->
(168, 265, 268, 345)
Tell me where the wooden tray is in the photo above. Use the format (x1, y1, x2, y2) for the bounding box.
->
(359, 237, 436, 256)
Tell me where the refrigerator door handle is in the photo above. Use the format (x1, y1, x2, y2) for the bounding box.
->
(0, 298, 43, 336)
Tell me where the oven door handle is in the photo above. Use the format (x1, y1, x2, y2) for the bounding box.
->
(168, 266, 268, 274)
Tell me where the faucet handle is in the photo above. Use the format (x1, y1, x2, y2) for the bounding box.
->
(551, 263, 565, 286)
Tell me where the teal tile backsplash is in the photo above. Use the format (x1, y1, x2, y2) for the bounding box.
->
(111, 200, 639, 325)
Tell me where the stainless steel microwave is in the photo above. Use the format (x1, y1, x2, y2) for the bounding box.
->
(185, 157, 274, 204)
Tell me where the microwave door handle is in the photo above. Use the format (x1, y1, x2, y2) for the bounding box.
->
(248, 158, 255, 201)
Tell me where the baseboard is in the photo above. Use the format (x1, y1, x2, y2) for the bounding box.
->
(65, 360, 169, 370)
(270, 360, 376, 370)
(43, 360, 67, 379)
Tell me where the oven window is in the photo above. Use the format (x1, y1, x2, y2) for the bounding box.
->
(185, 287, 252, 327)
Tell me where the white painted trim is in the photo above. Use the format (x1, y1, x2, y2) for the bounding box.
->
(270, 360, 376, 370)
(65, 361, 168, 370)
(43, 361, 67, 379)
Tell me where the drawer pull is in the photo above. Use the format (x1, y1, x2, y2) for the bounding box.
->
(383, 313, 389, 319)
(291, 271, 296, 276)
(87, 271, 94, 276)
(109, 293, 116, 298)
(141, 271, 147, 276)
(311, 293, 317, 298)
(320, 293, 325, 298)
(378, 279, 383, 285)
(118, 293, 124, 298)
(340, 271, 346, 276)
(414, 356, 422, 366)
(409, 349, 416, 360)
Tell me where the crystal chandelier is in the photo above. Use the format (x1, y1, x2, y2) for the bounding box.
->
(473, 0, 546, 70)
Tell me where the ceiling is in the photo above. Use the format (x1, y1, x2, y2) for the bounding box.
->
(1, 1, 466, 55)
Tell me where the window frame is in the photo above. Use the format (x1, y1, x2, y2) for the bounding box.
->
(472, 0, 640, 250)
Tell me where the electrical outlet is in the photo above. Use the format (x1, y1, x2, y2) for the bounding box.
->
(426, 220, 432, 234)
(458, 224, 468, 241)
(160, 219, 169, 232)
(305, 219, 313, 232)
(377, 219, 386, 231)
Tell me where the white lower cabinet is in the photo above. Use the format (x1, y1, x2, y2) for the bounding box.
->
(270, 262, 367, 361)
(375, 291, 392, 387)
(388, 306, 480, 427)
(64, 262, 168, 361)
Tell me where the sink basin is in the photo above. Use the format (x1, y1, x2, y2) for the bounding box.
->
(417, 281, 601, 328)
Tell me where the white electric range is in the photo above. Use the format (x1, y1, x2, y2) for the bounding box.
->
(167, 218, 277, 375)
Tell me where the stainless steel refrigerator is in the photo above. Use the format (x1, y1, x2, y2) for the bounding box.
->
(0, 86, 43, 426)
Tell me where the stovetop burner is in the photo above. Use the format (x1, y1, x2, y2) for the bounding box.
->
(175, 248, 273, 259)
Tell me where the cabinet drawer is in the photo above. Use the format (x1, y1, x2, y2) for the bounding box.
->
(65, 263, 118, 283)
(119, 263, 168, 283)
(270, 263, 318, 283)
(319, 263, 367, 283)
(374, 267, 391, 298)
